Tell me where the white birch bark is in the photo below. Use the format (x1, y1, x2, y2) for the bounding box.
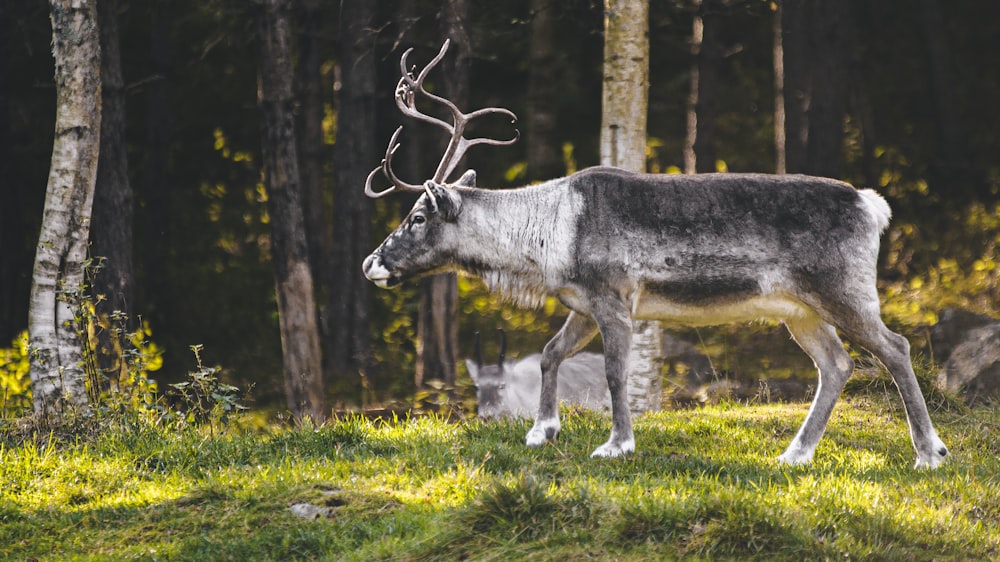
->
(600, 0, 661, 414)
(29, 0, 102, 416)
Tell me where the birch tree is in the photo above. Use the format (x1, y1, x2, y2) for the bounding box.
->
(600, 0, 660, 414)
(29, 0, 102, 416)
(257, 0, 325, 423)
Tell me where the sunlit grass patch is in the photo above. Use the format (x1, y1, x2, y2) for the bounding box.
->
(2, 397, 998, 561)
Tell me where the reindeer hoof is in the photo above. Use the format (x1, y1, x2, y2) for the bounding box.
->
(776, 451, 813, 466)
(526, 418, 560, 447)
(591, 438, 634, 458)
(914, 439, 948, 469)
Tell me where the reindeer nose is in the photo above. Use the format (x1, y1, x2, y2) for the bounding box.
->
(362, 254, 376, 274)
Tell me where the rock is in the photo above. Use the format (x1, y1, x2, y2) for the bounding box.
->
(289, 502, 336, 520)
(930, 308, 997, 363)
(936, 322, 1000, 403)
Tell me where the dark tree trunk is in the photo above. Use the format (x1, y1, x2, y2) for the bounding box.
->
(779, 0, 849, 178)
(92, 0, 134, 387)
(415, 0, 467, 390)
(296, 0, 336, 382)
(527, 0, 563, 182)
(685, 0, 723, 174)
(331, 0, 375, 380)
(850, 67, 878, 189)
(804, 0, 849, 178)
(918, 0, 981, 198)
(144, 0, 171, 330)
(257, 0, 325, 423)
(0, 1, 19, 344)
(772, 0, 785, 174)
(780, 0, 810, 174)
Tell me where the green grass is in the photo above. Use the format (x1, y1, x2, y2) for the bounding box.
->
(1, 391, 998, 561)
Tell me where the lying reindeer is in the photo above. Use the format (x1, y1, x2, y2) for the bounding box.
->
(363, 40, 948, 468)
(467, 330, 609, 419)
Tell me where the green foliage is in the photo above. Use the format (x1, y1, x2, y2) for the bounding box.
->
(0, 331, 31, 417)
(0, 255, 248, 437)
(163, 345, 248, 433)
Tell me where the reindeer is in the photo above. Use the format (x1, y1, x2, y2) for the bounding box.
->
(362, 40, 948, 468)
(466, 330, 609, 420)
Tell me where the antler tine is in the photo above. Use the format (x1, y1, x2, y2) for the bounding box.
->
(439, 120, 520, 182)
(394, 76, 453, 133)
(364, 126, 425, 199)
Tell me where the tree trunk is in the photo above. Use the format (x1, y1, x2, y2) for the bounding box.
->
(257, 0, 325, 423)
(296, 0, 336, 372)
(772, 0, 785, 174)
(779, 0, 849, 178)
(780, 0, 810, 174)
(526, 0, 563, 182)
(331, 0, 375, 380)
(144, 0, 170, 335)
(918, 0, 981, 198)
(804, 0, 849, 178)
(29, 0, 102, 416)
(0, 2, 18, 345)
(414, 0, 468, 391)
(91, 0, 134, 388)
(600, 0, 660, 415)
(684, 0, 723, 174)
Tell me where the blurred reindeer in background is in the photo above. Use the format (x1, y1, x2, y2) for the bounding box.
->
(466, 330, 609, 419)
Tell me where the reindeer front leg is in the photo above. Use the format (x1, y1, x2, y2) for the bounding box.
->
(526, 312, 598, 447)
(588, 299, 635, 458)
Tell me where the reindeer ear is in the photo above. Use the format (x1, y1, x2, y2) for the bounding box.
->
(453, 169, 477, 187)
(465, 358, 479, 384)
(423, 181, 463, 221)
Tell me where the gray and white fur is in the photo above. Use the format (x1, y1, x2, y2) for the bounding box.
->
(363, 166, 948, 468)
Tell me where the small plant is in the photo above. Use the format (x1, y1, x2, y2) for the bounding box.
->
(165, 344, 247, 434)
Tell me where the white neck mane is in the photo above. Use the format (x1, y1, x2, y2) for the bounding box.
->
(451, 178, 582, 308)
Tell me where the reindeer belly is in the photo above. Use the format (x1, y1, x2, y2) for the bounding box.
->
(633, 278, 812, 326)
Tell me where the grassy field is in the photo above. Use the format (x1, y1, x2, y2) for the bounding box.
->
(2, 382, 999, 561)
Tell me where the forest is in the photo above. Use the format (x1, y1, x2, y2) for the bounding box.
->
(1, 0, 998, 418)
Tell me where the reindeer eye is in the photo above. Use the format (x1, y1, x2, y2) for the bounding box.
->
(412, 214, 426, 225)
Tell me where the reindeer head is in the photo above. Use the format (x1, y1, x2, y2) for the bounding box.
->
(361, 40, 518, 289)
(465, 329, 511, 419)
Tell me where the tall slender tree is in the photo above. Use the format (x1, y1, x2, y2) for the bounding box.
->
(526, 0, 563, 182)
(144, 0, 171, 334)
(918, 0, 980, 198)
(778, 0, 850, 177)
(600, 0, 660, 414)
(257, 0, 325, 422)
(296, 0, 336, 364)
(772, 0, 786, 174)
(91, 0, 134, 386)
(804, 0, 849, 178)
(331, 0, 375, 380)
(0, 2, 17, 345)
(779, 0, 810, 173)
(684, 0, 723, 174)
(29, 0, 102, 416)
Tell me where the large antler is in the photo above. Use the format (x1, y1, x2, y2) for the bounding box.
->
(364, 39, 520, 199)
